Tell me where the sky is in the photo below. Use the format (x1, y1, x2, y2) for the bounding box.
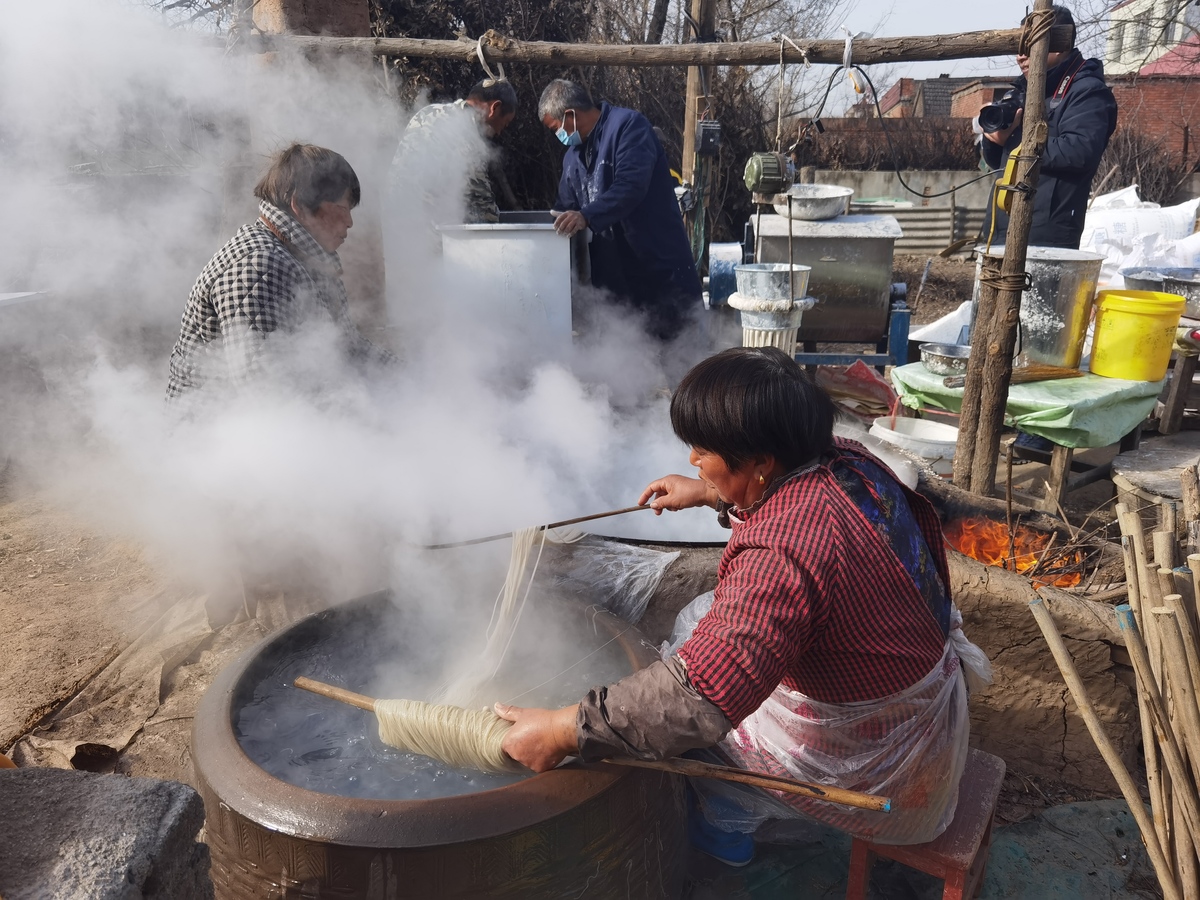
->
(835, 0, 1064, 100)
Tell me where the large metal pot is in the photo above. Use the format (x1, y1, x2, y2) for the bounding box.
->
(193, 591, 686, 899)
(974, 246, 1104, 368)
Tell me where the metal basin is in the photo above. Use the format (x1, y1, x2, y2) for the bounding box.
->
(1162, 271, 1200, 318)
(772, 184, 854, 221)
(919, 342, 970, 376)
(192, 591, 685, 899)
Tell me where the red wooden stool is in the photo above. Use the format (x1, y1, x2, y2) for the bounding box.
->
(845, 748, 1006, 900)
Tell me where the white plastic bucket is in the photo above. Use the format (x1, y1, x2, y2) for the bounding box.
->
(869, 417, 959, 477)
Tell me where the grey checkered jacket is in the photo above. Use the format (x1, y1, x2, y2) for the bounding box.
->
(165, 201, 393, 402)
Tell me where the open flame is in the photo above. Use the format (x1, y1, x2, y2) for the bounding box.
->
(944, 516, 1082, 588)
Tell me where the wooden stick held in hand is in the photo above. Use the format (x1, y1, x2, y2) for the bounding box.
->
(293, 677, 892, 812)
(424, 505, 653, 550)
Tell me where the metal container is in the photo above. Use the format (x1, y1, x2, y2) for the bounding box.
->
(772, 184, 855, 221)
(440, 216, 575, 354)
(707, 242, 743, 307)
(919, 342, 971, 376)
(757, 213, 903, 342)
(974, 246, 1104, 368)
(1162, 271, 1200, 318)
(733, 262, 811, 301)
(193, 591, 685, 899)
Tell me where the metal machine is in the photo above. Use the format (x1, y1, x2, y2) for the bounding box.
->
(739, 155, 910, 368)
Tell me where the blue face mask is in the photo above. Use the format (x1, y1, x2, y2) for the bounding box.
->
(555, 110, 582, 147)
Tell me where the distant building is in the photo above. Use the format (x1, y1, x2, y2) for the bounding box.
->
(1106, 0, 1200, 75)
(949, 79, 1020, 120)
(875, 75, 1005, 119)
(877, 78, 917, 117)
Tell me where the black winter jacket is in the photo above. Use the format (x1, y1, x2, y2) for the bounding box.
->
(981, 50, 1118, 249)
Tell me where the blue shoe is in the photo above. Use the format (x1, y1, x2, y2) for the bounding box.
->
(687, 790, 756, 866)
(689, 814, 755, 866)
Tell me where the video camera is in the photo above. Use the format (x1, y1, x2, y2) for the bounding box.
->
(978, 88, 1025, 135)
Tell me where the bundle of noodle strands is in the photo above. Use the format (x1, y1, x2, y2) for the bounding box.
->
(373, 698, 524, 774)
(368, 526, 578, 775)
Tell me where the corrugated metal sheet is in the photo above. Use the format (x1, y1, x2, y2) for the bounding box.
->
(850, 205, 989, 255)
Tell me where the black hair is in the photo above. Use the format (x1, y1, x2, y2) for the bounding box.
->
(669, 346, 836, 472)
(467, 79, 518, 115)
(254, 143, 361, 214)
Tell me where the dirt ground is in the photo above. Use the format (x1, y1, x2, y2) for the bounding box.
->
(893, 254, 979, 328)
(0, 469, 166, 753)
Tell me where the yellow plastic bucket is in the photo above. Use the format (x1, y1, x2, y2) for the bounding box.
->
(1091, 290, 1185, 381)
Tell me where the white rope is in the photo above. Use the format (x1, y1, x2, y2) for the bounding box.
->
(475, 36, 506, 85)
(778, 33, 810, 67)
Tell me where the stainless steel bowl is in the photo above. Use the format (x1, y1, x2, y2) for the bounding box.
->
(772, 184, 854, 221)
(919, 342, 971, 376)
(1162, 271, 1200, 318)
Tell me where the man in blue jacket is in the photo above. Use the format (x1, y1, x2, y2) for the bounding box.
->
(539, 79, 702, 340)
(980, 5, 1118, 249)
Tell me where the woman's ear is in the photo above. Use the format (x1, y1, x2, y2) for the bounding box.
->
(751, 453, 778, 474)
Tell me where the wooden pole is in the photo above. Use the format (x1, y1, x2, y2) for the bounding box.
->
(965, 0, 1053, 496)
(292, 676, 891, 810)
(1183, 467, 1200, 556)
(1156, 531, 1178, 572)
(603, 757, 891, 810)
(422, 505, 652, 550)
(1115, 605, 1200, 841)
(1153, 606, 1200, 894)
(1029, 599, 1181, 900)
(253, 26, 1076, 67)
(953, 254, 1001, 485)
(1153, 607, 1200, 784)
(680, 0, 715, 187)
(1120, 531, 1170, 852)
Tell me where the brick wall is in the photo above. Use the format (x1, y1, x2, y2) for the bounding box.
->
(950, 86, 997, 120)
(878, 78, 915, 117)
(1107, 76, 1200, 160)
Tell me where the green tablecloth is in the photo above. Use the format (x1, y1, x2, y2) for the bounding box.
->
(891, 363, 1164, 449)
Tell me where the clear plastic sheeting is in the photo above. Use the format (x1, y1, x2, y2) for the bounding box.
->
(715, 641, 970, 845)
(660, 591, 714, 659)
(548, 537, 680, 624)
(661, 594, 974, 845)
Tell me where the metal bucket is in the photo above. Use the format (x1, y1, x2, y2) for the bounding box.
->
(973, 246, 1105, 368)
(734, 262, 811, 301)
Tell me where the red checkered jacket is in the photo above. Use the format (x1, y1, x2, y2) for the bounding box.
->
(680, 440, 950, 725)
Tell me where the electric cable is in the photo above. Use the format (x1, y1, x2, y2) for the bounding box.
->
(784, 64, 998, 201)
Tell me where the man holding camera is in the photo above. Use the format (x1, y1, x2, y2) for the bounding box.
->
(979, 5, 1117, 249)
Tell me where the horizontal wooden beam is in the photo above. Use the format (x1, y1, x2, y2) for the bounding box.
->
(254, 25, 1073, 68)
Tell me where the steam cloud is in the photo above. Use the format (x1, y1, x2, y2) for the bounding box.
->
(0, 0, 726, 627)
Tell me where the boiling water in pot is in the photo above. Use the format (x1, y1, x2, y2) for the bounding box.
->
(235, 588, 637, 800)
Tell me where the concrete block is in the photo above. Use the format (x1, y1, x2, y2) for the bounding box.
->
(0, 768, 212, 900)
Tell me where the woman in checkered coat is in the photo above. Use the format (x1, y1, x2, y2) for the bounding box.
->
(496, 347, 982, 849)
(166, 144, 393, 403)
